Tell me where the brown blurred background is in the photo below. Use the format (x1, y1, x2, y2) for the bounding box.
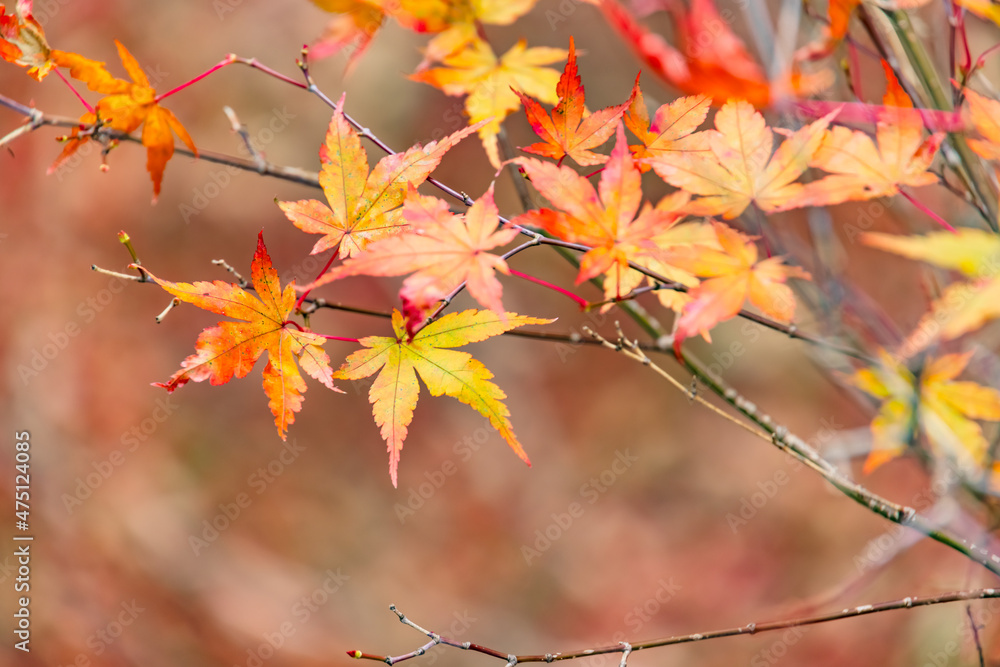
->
(3, 1, 1000, 666)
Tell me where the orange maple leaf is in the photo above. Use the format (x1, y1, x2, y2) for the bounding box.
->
(309, 0, 385, 71)
(624, 84, 711, 171)
(278, 96, 482, 259)
(800, 62, 943, 206)
(50, 41, 197, 201)
(302, 185, 520, 314)
(600, 0, 771, 106)
(512, 123, 693, 302)
(645, 100, 837, 219)
(148, 232, 341, 440)
(335, 308, 551, 486)
(0, 0, 54, 80)
(514, 36, 637, 166)
(795, 0, 861, 61)
(668, 222, 810, 347)
(964, 88, 1000, 162)
(308, 0, 539, 71)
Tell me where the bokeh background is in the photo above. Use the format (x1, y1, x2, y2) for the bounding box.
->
(3, 1, 1000, 666)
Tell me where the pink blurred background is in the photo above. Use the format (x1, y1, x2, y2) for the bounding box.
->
(3, 1, 1000, 666)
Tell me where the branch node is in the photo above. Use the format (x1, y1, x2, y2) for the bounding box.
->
(544, 654, 555, 663)
(212, 258, 249, 287)
(155, 297, 181, 324)
(506, 655, 518, 667)
(618, 642, 632, 667)
(745, 622, 757, 634)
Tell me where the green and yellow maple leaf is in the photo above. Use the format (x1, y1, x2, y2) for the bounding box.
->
(863, 229, 1000, 355)
(335, 308, 552, 486)
(278, 95, 482, 258)
(850, 350, 1000, 475)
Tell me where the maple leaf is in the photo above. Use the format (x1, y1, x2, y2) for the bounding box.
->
(410, 35, 567, 167)
(863, 229, 1000, 354)
(513, 36, 636, 166)
(963, 89, 1000, 162)
(646, 100, 837, 219)
(148, 232, 340, 440)
(398, 0, 539, 33)
(800, 62, 942, 206)
(302, 185, 519, 314)
(624, 85, 711, 171)
(0, 0, 54, 80)
(335, 308, 553, 486)
(278, 95, 482, 258)
(955, 0, 1000, 26)
(309, 0, 386, 72)
(849, 350, 1000, 475)
(51, 41, 197, 201)
(794, 0, 860, 61)
(599, 0, 770, 106)
(512, 123, 695, 302)
(668, 221, 810, 347)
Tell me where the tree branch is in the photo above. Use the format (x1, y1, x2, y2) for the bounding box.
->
(352, 590, 1000, 664)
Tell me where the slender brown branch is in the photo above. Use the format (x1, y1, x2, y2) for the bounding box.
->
(0, 94, 321, 189)
(353, 590, 1000, 664)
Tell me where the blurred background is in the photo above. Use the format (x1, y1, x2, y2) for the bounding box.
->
(3, 1, 1000, 666)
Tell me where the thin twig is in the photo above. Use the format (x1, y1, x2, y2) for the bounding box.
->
(211, 259, 248, 287)
(584, 324, 767, 441)
(966, 604, 986, 667)
(353, 590, 1000, 664)
(223, 106, 267, 173)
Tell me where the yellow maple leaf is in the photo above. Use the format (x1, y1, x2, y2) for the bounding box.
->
(863, 229, 1000, 354)
(645, 99, 836, 219)
(410, 35, 566, 167)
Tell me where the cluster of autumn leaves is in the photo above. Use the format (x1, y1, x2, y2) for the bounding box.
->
(0, 2, 196, 199)
(7, 0, 1000, 487)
